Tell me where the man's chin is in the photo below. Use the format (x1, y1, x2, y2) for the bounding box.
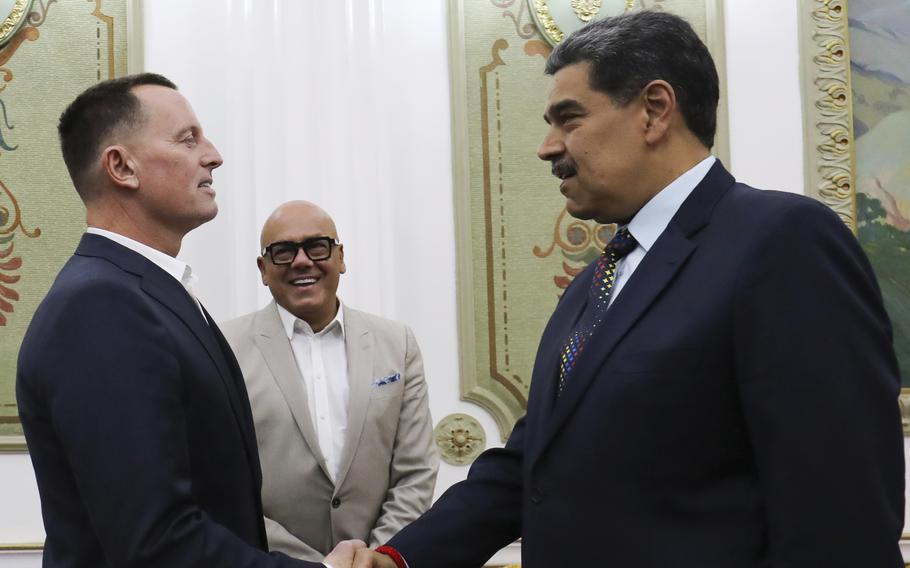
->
(193, 203, 219, 226)
(566, 202, 627, 225)
(565, 201, 595, 221)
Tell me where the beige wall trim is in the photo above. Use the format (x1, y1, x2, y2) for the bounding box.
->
(0, 543, 42, 551)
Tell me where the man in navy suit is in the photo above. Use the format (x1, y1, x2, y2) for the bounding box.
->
(355, 11, 905, 568)
(17, 74, 363, 567)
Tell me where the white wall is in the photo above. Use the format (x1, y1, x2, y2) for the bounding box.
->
(3, 0, 904, 564)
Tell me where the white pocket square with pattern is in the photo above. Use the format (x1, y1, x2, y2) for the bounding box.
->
(372, 373, 401, 387)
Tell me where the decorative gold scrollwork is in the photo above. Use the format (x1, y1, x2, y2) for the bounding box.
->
(570, 0, 601, 23)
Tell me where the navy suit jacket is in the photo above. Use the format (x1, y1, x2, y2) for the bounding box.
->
(17, 234, 320, 567)
(389, 162, 905, 567)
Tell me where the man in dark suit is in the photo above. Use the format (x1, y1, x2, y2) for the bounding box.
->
(355, 11, 905, 568)
(17, 74, 363, 567)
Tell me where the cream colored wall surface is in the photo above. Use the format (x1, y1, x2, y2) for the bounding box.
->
(1, 0, 905, 564)
(725, 0, 804, 192)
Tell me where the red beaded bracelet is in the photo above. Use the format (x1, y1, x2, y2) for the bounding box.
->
(375, 545, 407, 568)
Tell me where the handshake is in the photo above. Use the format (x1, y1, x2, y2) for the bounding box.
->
(324, 541, 400, 568)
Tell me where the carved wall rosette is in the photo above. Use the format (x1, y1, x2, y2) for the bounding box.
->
(435, 413, 487, 466)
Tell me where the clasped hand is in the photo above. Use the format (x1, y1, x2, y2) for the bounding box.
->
(324, 541, 397, 568)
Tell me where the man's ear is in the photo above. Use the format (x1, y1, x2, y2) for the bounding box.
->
(100, 145, 139, 190)
(338, 244, 346, 275)
(257, 256, 268, 285)
(641, 80, 676, 145)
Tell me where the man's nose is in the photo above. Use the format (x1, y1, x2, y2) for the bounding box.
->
(537, 128, 565, 162)
(290, 247, 315, 268)
(203, 138, 224, 170)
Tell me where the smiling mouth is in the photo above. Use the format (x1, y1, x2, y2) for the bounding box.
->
(290, 276, 318, 287)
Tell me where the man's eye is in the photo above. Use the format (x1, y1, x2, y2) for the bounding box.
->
(183, 135, 197, 146)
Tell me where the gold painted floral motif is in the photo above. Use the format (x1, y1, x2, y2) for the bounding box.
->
(571, 0, 601, 23)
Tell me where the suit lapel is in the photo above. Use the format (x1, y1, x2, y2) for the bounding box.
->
(530, 161, 735, 466)
(76, 235, 263, 480)
(252, 303, 332, 480)
(206, 307, 262, 472)
(524, 268, 590, 458)
(334, 306, 373, 488)
(140, 266, 267, 468)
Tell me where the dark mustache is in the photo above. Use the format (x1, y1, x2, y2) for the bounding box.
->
(551, 159, 577, 179)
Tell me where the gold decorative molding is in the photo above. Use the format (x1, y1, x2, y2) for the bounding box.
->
(570, 0, 601, 24)
(0, 0, 33, 48)
(0, 542, 42, 551)
(0, 434, 25, 452)
(798, 0, 855, 230)
(434, 413, 486, 466)
(900, 394, 910, 437)
(529, 0, 643, 47)
(531, 0, 563, 45)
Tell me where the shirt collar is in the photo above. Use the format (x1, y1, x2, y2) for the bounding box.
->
(625, 155, 716, 252)
(86, 227, 196, 288)
(276, 301, 345, 340)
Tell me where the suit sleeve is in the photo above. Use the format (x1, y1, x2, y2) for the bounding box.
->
(386, 413, 525, 568)
(733, 199, 904, 566)
(368, 326, 439, 546)
(26, 282, 319, 568)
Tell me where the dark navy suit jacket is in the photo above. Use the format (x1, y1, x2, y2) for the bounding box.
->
(17, 234, 321, 567)
(389, 162, 905, 567)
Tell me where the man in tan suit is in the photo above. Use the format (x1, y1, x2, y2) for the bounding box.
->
(222, 201, 438, 563)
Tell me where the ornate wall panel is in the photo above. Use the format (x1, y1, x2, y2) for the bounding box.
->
(799, 0, 910, 435)
(0, 0, 133, 449)
(450, 0, 728, 440)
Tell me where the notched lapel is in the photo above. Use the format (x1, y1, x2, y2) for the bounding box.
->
(527, 270, 591, 420)
(252, 305, 332, 481)
(530, 161, 736, 465)
(80, 235, 261, 468)
(535, 222, 697, 465)
(334, 308, 373, 487)
(139, 261, 265, 481)
(140, 268, 229, 380)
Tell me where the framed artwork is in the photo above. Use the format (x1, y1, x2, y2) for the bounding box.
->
(799, 0, 910, 434)
(449, 0, 728, 440)
(0, 0, 140, 451)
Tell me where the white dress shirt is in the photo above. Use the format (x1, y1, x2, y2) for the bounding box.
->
(608, 155, 716, 306)
(276, 302, 349, 484)
(85, 227, 206, 319)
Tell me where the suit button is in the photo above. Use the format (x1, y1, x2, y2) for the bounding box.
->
(530, 488, 543, 504)
(331, 497, 341, 508)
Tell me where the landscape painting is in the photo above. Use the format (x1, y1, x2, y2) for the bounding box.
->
(849, 0, 910, 386)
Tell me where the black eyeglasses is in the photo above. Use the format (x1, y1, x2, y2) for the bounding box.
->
(262, 236, 341, 265)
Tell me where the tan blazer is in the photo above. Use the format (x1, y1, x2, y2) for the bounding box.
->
(222, 302, 438, 561)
